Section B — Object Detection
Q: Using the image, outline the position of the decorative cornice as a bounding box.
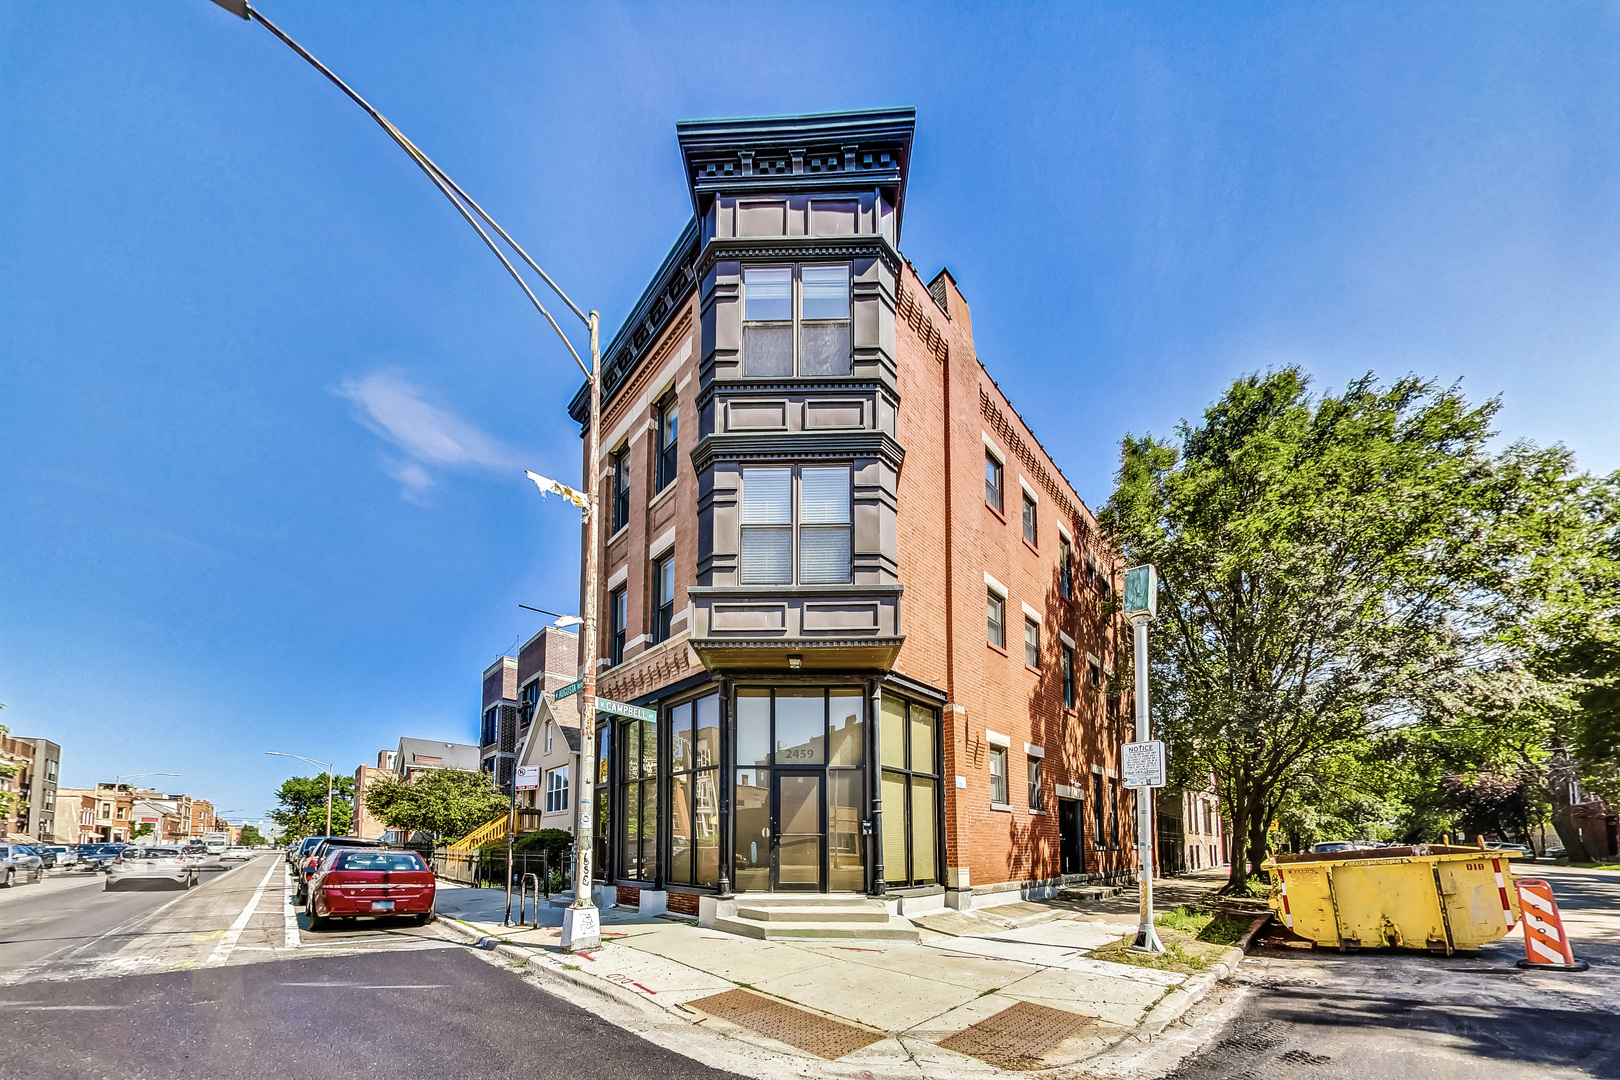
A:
[690,431,905,473]
[596,635,698,704]
[694,377,891,409]
[696,235,901,281]
[897,283,949,365]
[691,636,905,651]
[687,584,905,599]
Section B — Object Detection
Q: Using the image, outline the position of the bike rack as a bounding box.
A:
[517,873,541,928]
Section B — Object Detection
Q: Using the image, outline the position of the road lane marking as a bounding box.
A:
[206,858,281,967]
[283,863,301,949]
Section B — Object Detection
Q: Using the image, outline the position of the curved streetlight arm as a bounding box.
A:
[212,0,591,379]
[266,751,337,836]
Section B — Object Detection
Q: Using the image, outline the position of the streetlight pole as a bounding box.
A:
[265,752,335,836]
[213,0,603,950]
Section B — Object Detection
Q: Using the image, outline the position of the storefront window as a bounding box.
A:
[618,717,658,881]
[880,694,941,887]
[667,693,721,887]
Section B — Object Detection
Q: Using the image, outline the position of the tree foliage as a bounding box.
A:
[364,768,506,841]
[238,824,267,847]
[268,774,355,841]
[1101,369,1590,887]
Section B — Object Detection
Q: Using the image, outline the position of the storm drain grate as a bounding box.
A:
[937,1000,1097,1070]
[686,989,885,1060]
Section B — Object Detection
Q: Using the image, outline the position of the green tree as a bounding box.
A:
[131,822,154,840]
[238,824,267,847]
[1101,370,1575,889]
[268,774,355,840]
[364,768,507,841]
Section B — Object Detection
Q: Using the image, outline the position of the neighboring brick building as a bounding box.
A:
[0,735,60,841]
[353,753,396,840]
[565,109,1133,917]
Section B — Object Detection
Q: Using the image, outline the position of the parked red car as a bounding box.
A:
[306,848,435,930]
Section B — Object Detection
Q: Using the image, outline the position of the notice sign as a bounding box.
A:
[1121,740,1167,789]
[514,766,540,790]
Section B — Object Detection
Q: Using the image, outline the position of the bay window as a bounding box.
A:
[743,264,852,377]
[740,465,852,585]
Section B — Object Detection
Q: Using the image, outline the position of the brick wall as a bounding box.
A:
[894,262,1135,891]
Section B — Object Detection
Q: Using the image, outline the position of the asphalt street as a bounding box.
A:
[0,945,745,1080]
[1165,864,1620,1080]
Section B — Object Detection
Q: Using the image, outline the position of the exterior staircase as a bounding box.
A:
[708,894,920,942]
[446,813,510,854]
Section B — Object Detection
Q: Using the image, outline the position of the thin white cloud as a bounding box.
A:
[337,371,518,501]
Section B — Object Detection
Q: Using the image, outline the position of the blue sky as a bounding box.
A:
[2,2,1616,824]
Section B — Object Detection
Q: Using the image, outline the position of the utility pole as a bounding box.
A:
[1123,565,1165,954]
[214,0,604,951]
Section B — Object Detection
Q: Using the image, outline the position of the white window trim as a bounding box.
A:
[985,729,1011,748]
[1091,764,1104,774]
[984,572,1008,598]
[607,565,629,591]
[981,432,1005,464]
[1087,652,1101,667]
[1019,476,1039,503]
[1059,631,1076,649]
[1024,743,1045,759]
[1056,519,1073,543]
[1021,602,1042,623]
[648,527,676,562]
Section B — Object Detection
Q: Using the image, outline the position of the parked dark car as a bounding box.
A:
[289,836,330,868]
[76,844,131,870]
[1,845,45,887]
[306,848,435,930]
[27,845,57,870]
[296,837,385,904]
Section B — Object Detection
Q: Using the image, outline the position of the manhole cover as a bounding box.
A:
[686,988,885,1060]
[937,1000,1097,1070]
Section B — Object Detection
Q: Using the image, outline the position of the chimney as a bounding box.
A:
[927,267,972,336]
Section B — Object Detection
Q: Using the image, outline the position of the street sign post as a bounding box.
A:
[593,697,656,722]
[1124,563,1165,954]
[515,766,540,791]
[553,679,584,700]
[1121,740,1167,789]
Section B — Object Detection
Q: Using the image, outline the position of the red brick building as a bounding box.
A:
[567,109,1133,919]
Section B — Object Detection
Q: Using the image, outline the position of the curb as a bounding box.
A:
[436,917,669,1015]
[1238,913,1273,954]
[1136,944,1243,1037]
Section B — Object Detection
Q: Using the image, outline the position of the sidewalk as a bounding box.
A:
[434,871,1246,1078]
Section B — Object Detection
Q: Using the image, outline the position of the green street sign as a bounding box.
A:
[1123,564,1158,619]
[594,697,655,722]
[553,679,584,700]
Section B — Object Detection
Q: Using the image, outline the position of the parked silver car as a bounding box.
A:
[105,846,200,891]
[45,845,79,868]
[1,844,45,887]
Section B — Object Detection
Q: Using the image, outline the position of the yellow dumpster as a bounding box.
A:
[1266,844,1522,955]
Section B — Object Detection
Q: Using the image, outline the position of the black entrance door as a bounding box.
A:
[1059,798,1084,875]
[772,772,824,891]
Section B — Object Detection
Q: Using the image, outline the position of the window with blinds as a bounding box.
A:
[742,264,851,377]
[740,465,851,586]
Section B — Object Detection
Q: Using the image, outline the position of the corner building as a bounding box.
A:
[569,110,1134,921]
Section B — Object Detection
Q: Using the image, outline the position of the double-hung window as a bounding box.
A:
[609,587,627,666]
[1022,492,1038,546]
[612,448,630,532]
[985,451,1003,512]
[742,264,851,377]
[656,395,678,492]
[739,466,851,585]
[1024,617,1040,667]
[653,552,675,643]
[989,746,1009,806]
[1061,645,1076,708]
[987,590,1005,648]
[1059,537,1073,597]
[1027,758,1043,812]
[544,766,569,814]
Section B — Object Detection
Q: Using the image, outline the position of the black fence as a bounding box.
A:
[431,848,562,894]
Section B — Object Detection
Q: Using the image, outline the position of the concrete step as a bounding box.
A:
[730,893,876,908]
[713,915,920,942]
[735,903,891,923]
